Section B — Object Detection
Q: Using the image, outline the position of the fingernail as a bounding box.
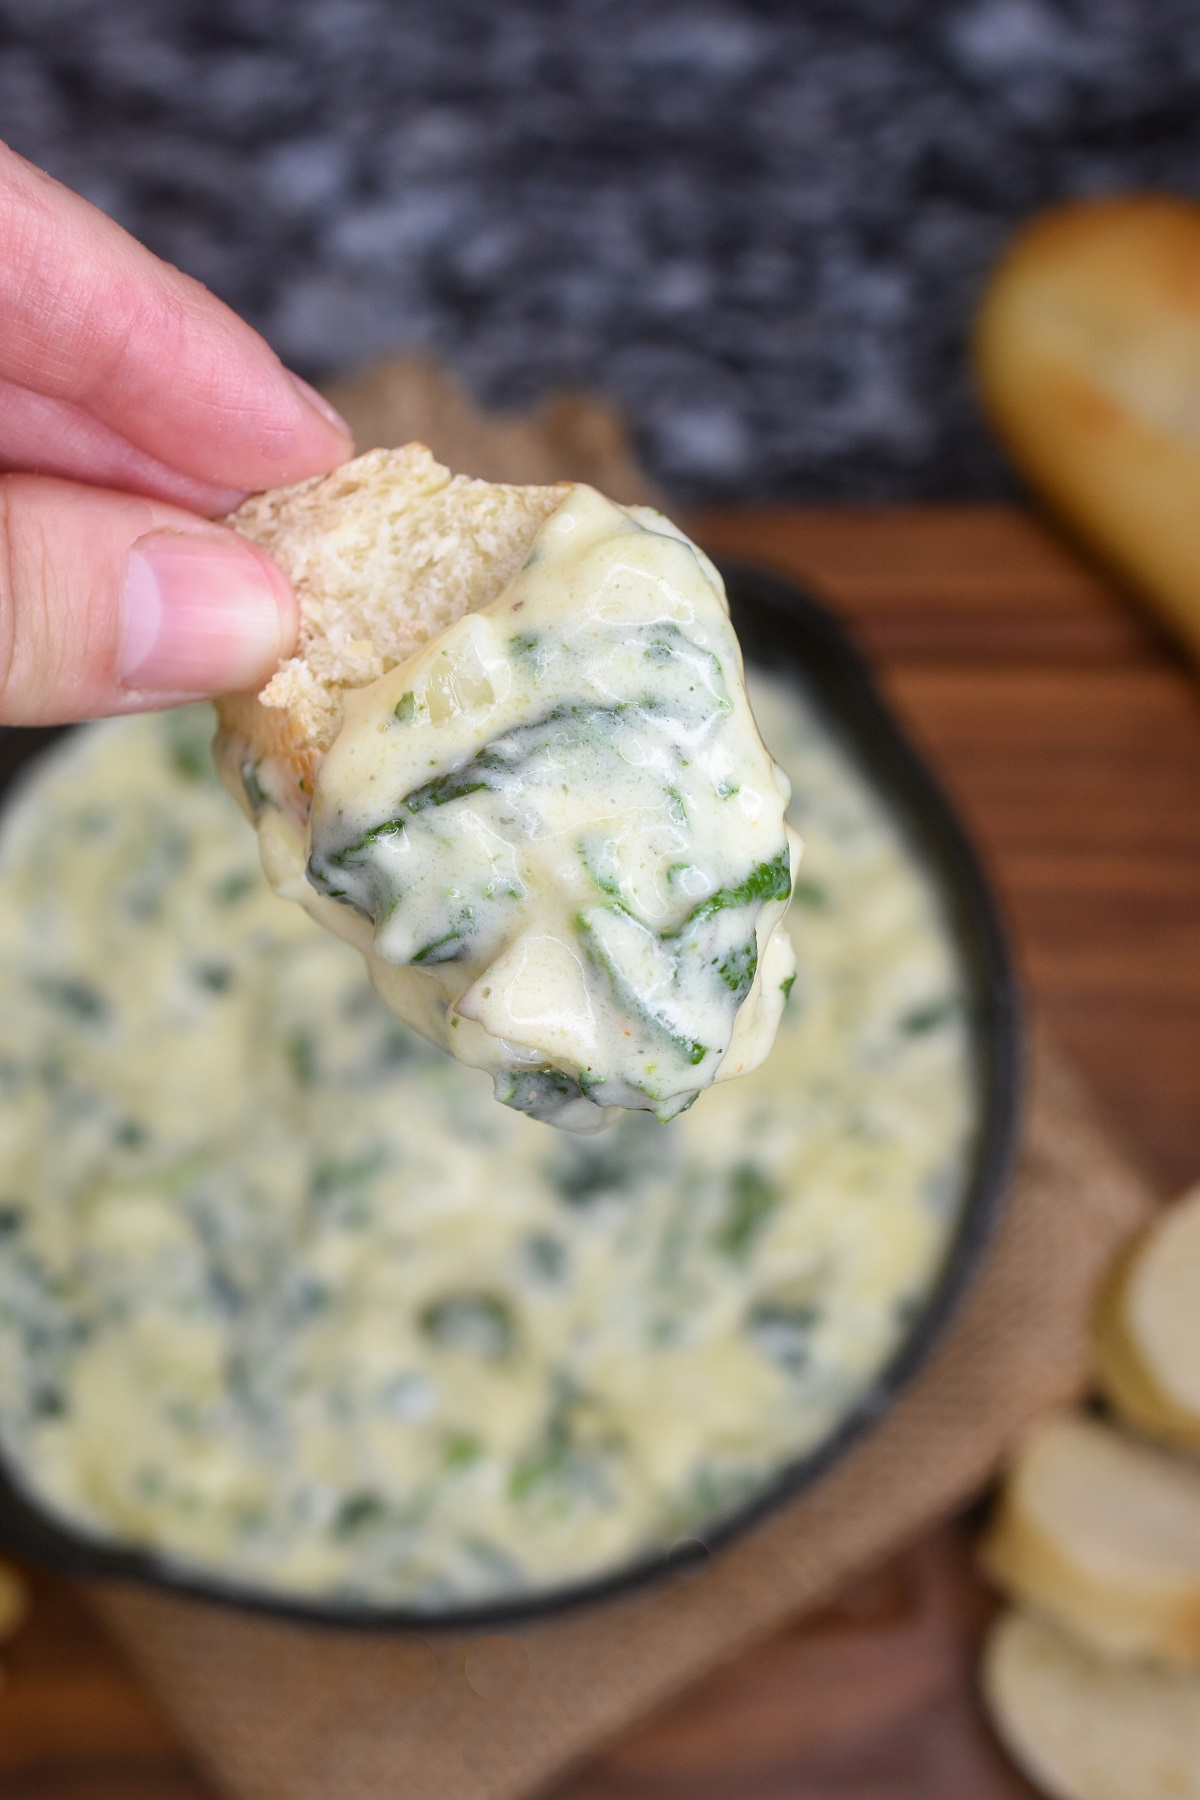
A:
[120,531,296,695]
[286,370,354,445]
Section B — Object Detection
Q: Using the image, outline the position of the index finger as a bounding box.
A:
[0,143,353,491]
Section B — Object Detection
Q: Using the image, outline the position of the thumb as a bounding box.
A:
[0,474,295,725]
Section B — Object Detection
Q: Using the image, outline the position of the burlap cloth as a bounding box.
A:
[86,365,1158,1800]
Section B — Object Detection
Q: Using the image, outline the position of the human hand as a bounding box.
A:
[0,141,354,725]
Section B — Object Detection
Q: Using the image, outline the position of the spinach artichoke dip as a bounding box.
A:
[246,486,799,1133]
[0,681,976,1610]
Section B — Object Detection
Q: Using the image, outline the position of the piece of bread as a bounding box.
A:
[983,1608,1200,1800]
[980,1411,1200,1666]
[215,444,567,821]
[974,194,1200,665]
[1093,1185,1200,1452]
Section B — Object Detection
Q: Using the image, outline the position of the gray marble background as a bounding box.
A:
[3,0,1199,501]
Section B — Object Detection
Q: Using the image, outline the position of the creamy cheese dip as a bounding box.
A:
[0,681,976,1611]
[257,488,797,1131]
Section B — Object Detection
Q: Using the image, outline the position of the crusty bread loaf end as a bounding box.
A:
[973,194,1200,668]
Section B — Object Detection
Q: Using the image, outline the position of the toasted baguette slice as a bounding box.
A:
[1093,1185,1200,1452]
[983,1608,1200,1800]
[980,1412,1200,1666]
[214,444,567,820]
[974,195,1200,667]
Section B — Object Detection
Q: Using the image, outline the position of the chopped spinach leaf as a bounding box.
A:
[34,975,108,1023]
[463,1537,523,1582]
[320,816,406,871]
[791,879,828,911]
[899,998,956,1035]
[213,870,257,906]
[285,1029,318,1087]
[193,961,233,994]
[376,1025,414,1070]
[578,834,624,900]
[310,1148,387,1202]
[664,785,688,824]
[168,738,209,783]
[638,621,730,715]
[522,1233,567,1280]
[508,1425,602,1511]
[746,1296,820,1373]
[671,1461,762,1533]
[284,1276,330,1321]
[714,1164,779,1262]
[164,708,217,785]
[508,1431,573,1506]
[715,937,758,1002]
[508,631,542,667]
[443,1432,483,1470]
[399,702,632,818]
[509,1381,618,1514]
[550,1126,645,1206]
[577,908,708,1068]
[240,758,273,815]
[411,921,472,965]
[683,849,791,928]
[420,1291,516,1360]
[334,1492,387,1537]
[495,1067,586,1119]
[207,1267,245,1317]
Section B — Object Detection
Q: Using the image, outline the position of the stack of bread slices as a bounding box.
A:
[980,1183,1200,1799]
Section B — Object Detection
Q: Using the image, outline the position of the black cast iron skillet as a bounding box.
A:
[0,562,1023,1630]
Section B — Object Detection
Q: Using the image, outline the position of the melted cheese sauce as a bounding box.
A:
[0,681,975,1610]
[262,488,797,1131]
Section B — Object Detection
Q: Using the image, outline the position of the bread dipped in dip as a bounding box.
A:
[215,447,799,1131]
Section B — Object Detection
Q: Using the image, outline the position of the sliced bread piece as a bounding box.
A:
[983,1608,1200,1800]
[1093,1185,1200,1452]
[215,443,567,819]
[980,1411,1200,1665]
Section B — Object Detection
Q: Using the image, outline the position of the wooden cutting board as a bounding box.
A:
[3,502,1199,1799]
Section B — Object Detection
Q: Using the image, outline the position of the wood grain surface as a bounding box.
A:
[2,503,1197,1800]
